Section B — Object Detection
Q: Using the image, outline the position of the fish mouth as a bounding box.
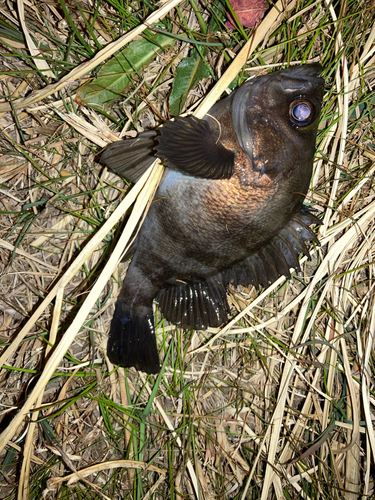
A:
[279,64,325,92]
[279,63,323,79]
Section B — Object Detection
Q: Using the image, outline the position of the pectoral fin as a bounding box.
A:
[101,116,235,182]
[100,130,158,183]
[156,116,235,179]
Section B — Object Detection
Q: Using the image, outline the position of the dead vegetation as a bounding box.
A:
[0,0,375,499]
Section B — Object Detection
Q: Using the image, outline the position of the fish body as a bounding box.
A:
[101,65,325,373]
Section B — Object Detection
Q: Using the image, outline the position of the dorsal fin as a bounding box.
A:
[224,208,321,288]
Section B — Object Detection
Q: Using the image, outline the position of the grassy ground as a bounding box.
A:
[0,0,374,498]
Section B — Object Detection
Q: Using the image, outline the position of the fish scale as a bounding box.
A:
[100,64,325,374]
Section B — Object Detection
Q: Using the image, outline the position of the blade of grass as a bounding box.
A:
[17,0,55,79]
[48,459,165,487]
[141,371,201,500]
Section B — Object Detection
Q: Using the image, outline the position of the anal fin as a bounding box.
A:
[156,275,230,330]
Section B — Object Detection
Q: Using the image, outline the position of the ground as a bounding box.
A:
[0,0,374,499]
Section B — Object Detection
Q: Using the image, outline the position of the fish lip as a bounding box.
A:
[278,65,325,92]
[280,75,325,93]
[243,66,324,93]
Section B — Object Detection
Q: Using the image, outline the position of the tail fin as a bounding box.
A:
[107,301,160,374]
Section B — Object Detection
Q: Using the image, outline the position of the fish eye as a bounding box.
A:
[289,99,318,129]
[292,102,312,121]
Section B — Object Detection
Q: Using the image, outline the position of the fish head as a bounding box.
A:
[232,64,325,194]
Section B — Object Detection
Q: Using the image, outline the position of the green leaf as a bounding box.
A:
[76,32,175,110]
[168,48,210,116]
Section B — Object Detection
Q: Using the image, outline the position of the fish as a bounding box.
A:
[100,64,325,374]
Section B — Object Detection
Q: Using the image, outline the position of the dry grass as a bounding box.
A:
[0,0,375,499]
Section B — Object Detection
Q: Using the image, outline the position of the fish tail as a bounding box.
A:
[107,298,160,374]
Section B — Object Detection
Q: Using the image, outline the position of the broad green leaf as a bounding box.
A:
[168,48,210,116]
[76,32,175,109]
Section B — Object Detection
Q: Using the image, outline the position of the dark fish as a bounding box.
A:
[100,64,325,374]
